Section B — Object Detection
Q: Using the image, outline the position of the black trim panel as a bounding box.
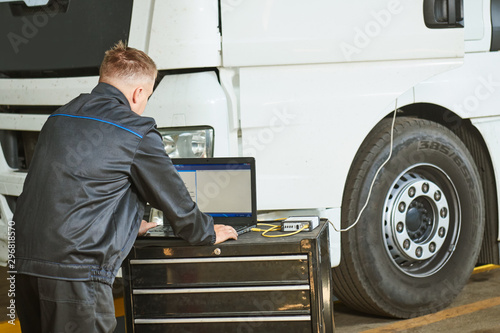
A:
[492,0,500,51]
[0,0,134,78]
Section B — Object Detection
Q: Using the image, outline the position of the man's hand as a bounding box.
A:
[214,224,238,244]
[138,219,158,236]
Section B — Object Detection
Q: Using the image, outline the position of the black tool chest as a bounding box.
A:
[122,221,335,333]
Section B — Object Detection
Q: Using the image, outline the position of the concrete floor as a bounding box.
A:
[334,265,500,333]
[1,264,499,332]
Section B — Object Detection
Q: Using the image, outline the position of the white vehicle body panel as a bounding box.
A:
[147,0,221,69]
[0,114,48,131]
[0,76,97,106]
[221,0,463,66]
[129,0,221,69]
[415,53,500,119]
[145,72,231,157]
[464,0,491,52]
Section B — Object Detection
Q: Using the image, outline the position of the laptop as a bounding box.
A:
[145,157,257,238]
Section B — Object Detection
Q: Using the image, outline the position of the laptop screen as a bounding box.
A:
[171,157,257,226]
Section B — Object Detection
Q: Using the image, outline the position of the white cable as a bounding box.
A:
[333,101,398,232]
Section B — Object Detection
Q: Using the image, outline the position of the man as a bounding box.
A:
[14,41,237,332]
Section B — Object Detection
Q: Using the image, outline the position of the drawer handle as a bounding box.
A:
[130,255,308,265]
[133,285,311,294]
[135,315,312,324]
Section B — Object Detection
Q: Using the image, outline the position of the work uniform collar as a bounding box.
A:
[91,82,132,110]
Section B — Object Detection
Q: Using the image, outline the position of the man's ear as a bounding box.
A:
[132,86,143,105]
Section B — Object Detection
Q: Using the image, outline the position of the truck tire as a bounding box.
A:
[332,117,485,318]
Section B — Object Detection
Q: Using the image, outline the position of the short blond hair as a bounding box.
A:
[99,41,157,83]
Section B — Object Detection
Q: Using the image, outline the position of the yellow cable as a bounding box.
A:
[257,223,282,228]
[251,228,272,232]
[261,225,281,236]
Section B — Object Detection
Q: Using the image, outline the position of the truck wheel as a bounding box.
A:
[332,117,485,318]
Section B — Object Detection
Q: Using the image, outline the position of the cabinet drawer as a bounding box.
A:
[130,255,309,288]
[133,316,312,333]
[133,285,311,317]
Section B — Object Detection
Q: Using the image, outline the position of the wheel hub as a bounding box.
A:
[406,198,434,242]
[384,173,450,263]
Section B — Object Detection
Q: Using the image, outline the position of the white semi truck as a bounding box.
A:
[0,0,499,319]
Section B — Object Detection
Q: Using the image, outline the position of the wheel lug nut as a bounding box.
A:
[416,247,423,258]
[398,202,406,212]
[438,227,446,238]
[440,207,448,218]
[408,187,416,198]
[422,183,429,193]
[396,222,404,233]
[403,239,410,250]
[434,191,441,201]
[429,242,436,253]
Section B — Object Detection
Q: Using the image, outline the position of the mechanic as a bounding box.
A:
[13,41,238,332]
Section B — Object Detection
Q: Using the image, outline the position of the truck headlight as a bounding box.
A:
[158,127,214,158]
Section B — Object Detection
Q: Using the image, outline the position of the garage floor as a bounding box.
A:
[334,265,500,333]
[1,264,499,332]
